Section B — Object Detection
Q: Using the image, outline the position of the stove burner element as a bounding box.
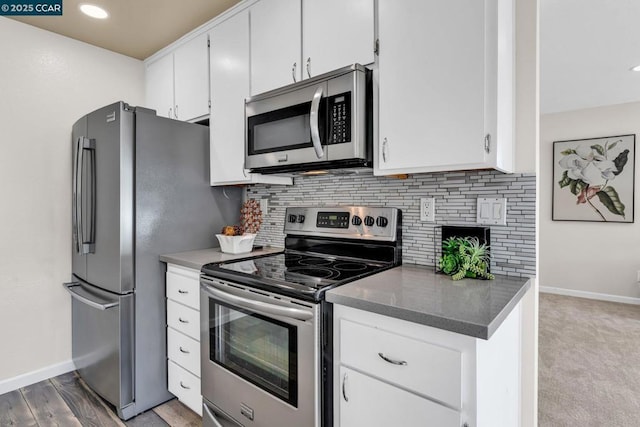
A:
[333,262,368,272]
[287,266,337,279]
[299,258,332,266]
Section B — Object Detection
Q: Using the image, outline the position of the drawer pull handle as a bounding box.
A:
[178,289,188,294]
[179,346,190,354]
[378,352,408,366]
[342,373,349,402]
[178,317,189,324]
[180,381,190,390]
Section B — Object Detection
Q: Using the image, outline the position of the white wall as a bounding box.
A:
[0,18,144,383]
[540,102,640,300]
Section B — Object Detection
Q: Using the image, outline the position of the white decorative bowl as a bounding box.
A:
[216,233,257,254]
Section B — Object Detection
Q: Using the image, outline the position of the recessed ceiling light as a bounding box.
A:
[80,4,108,19]
[631,64,640,72]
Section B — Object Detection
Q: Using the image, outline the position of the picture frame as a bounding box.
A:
[552,134,635,223]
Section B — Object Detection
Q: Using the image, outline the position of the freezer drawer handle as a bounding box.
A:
[62,282,119,311]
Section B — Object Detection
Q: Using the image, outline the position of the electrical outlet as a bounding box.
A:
[259,199,268,215]
[420,197,435,222]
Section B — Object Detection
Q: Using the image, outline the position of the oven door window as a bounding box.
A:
[210,299,298,407]
[247,101,325,155]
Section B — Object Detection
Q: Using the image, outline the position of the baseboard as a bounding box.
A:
[0,360,75,395]
[540,286,640,305]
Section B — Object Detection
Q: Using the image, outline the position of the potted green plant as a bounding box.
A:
[439,236,494,280]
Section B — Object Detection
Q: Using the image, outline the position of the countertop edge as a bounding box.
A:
[326,273,533,340]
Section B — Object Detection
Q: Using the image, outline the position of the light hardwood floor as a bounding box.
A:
[0,371,201,427]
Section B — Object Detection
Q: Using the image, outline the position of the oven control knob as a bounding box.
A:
[376,216,388,227]
[364,215,375,227]
[288,214,297,223]
[297,214,305,223]
[352,215,362,226]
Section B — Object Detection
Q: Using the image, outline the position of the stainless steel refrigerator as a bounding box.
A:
[63,102,242,420]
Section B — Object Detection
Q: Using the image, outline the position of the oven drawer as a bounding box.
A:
[168,360,202,416]
[340,319,462,409]
[167,327,201,377]
[166,265,200,310]
[167,299,200,341]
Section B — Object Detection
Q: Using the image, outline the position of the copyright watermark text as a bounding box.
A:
[0,0,62,15]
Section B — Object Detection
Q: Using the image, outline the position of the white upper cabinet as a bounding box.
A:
[145,33,210,122]
[174,33,210,121]
[302,0,375,78]
[250,0,302,95]
[145,53,174,119]
[249,0,375,96]
[209,10,292,186]
[375,0,514,175]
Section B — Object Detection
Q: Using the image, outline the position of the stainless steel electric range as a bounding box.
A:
[200,206,402,427]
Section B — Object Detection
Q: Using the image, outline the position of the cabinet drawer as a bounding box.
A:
[340,319,462,409]
[168,360,202,416]
[339,366,461,427]
[167,299,200,341]
[167,327,201,377]
[166,266,200,310]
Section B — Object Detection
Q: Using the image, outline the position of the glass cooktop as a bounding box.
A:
[202,251,393,301]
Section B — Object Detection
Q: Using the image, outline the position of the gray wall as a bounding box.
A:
[247,170,536,278]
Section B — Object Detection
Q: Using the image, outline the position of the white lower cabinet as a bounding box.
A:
[339,366,461,427]
[166,264,202,416]
[333,303,521,427]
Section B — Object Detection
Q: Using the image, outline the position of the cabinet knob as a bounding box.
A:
[292,62,297,83]
[306,57,311,78]
[175,105,179,119]
[484,133,491,154]
[168,107,172,118]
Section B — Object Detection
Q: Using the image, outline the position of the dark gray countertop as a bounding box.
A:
[160,246,283,270]
[326,264,532,340]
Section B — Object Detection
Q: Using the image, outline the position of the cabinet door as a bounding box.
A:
[174,33,210,121]
[302,0,374,78]
[250,0,301,95]
[338,367,461,427]
[145,53,174,119]
[377,0,487,174]
[209,11,251,185]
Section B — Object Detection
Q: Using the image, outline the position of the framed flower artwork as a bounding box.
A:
[553,134,635,223]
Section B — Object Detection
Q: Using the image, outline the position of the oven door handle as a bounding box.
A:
[202,282,313,321]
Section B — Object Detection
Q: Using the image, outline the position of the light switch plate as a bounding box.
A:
[477,197,507,225]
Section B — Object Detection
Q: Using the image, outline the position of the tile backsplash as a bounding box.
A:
[247,170,535,278]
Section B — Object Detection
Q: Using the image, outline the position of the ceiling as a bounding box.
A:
[9,0,241,60]
[541,0,640,113]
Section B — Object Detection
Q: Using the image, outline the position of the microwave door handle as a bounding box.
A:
[310,86,325,158]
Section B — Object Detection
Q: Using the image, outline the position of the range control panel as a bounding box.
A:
[284,206,400,242]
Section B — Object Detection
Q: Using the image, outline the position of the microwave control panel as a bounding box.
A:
[328,92,351,145]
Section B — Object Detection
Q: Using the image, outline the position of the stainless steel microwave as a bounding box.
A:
[245,64,372,174]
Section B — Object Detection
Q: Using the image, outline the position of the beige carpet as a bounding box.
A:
[539,293,640,426]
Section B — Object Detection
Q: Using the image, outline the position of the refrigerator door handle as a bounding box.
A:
[77,137,96,254]
[63,282,119,310]
[73,137,82,254]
